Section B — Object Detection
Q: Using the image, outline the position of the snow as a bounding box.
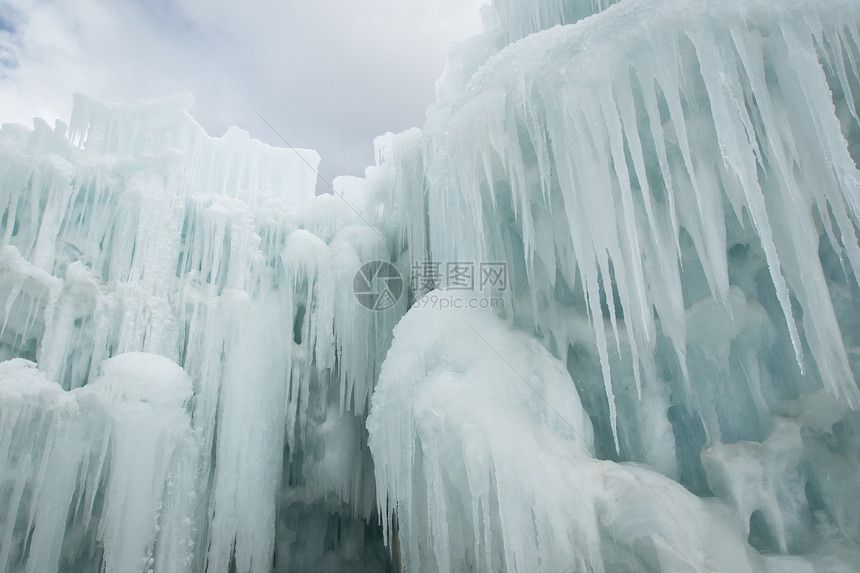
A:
[1,0,860,571]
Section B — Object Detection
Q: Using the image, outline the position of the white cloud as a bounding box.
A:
[0,0,487,186]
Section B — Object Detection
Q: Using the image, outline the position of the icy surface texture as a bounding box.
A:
[367,0,860,570]
[0,95,400,572]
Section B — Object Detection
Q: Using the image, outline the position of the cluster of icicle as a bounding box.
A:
[2,0,860,571]
[426,0,860,443]
[0,94,401,572]
[366,0,860,571]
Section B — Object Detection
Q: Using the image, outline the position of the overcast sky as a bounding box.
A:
[0,0,487,190]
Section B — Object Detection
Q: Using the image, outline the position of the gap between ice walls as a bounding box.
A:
[2,0,860,572]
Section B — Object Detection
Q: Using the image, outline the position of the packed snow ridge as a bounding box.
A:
[2,0,860,571]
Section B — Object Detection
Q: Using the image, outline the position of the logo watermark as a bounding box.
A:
[353,261,404,311]
[353,260,507,311]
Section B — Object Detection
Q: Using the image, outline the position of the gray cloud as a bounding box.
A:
[0,0,486,191]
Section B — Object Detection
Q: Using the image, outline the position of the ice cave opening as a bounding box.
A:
[2,0,860,571]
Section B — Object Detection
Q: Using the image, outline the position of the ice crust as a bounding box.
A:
[1,0,860,571]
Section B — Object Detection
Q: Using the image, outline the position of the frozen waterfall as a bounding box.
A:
[2,0,860,571]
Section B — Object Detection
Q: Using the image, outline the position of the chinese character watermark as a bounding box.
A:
[479,262,507,291]
[411,261,442,292]
[446,262,475,290]
[411,260,507,295]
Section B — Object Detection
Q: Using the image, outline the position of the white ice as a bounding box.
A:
[2,0,860,571]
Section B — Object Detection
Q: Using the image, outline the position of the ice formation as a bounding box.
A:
[368,302,764,572]
[367,0,860,570]
[0,94,401,571]
[1,0,860,571]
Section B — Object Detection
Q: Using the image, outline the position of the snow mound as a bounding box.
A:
[368,301,764,573]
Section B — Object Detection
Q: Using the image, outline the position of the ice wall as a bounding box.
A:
[0,95,401,572]
[2,0,860,570]
[367,0,860,570]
